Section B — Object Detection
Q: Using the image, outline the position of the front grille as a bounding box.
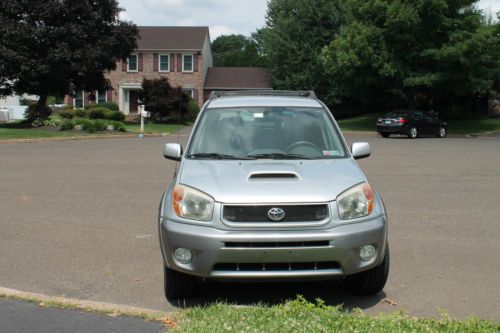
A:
[224,241,330,248]
[213,261,340,272]
[223,204,328,223]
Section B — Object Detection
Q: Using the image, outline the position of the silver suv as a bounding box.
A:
[159,91,389,299]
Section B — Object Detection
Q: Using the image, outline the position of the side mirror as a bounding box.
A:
[163,143,183,161]
[351,142,370,160]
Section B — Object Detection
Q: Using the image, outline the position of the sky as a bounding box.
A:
[118,0,500,40]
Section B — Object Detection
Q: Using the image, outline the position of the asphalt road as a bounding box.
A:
[0,129,499,321]
[0,298,163,333]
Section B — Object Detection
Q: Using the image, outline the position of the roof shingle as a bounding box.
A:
[204,67,272,89]
[137,26,209,50]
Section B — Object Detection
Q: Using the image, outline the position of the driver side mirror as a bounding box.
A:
[163,143,183,161]
[351,142,370,160]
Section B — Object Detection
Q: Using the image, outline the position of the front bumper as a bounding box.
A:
[159,215,388,280]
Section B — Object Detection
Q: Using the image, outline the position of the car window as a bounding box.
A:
[188,107,347,159]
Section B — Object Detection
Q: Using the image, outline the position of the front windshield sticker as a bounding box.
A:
[323,150,340,157]
[254,113,264,118]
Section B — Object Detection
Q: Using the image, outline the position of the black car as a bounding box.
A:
[377,111,447,138]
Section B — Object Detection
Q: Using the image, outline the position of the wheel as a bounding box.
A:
[408,127,418,139]
[345,245,390,295]
[437,127,446,138]
[380,133,390,138]
[164,266,197,299]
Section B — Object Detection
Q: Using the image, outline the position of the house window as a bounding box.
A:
[182,54,193,72]
[74,90,84,108]
[159,54,170,72]
[182,88,194,98]
[97,90,107,104]
[128,54,138,72]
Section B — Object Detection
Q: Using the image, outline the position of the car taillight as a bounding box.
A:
[377,118,382,123]
[397,118,408,123]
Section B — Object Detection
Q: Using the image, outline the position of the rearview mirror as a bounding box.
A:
[163,143,183,161]
[351,142,370,160]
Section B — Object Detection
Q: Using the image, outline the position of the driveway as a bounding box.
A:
[0,130,499,321]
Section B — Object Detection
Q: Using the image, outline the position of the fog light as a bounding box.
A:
[360,245,376,262]
[174,248,192,264]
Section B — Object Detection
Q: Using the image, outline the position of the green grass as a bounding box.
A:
[337,114,500,134]
[173,297,498,333]
[0,121,184,140]
[124,122,184,134]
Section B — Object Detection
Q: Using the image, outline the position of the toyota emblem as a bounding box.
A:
[267,207,285,222]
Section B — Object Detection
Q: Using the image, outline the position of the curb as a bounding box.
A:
[0,287,174,323]
[0,132,189,144]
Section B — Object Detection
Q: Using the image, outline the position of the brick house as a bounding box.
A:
[67,26,272,114]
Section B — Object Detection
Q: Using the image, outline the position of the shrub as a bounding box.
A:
[104,110,125,121]
[184,99,200,122]
[88,107,111,119]
[111,121,126,132]
[43,114,64,127]
[57,109,75,119]
[60,119,74,131]
[85,101,119,111]
[93,119,107,131]
[74,109,88,118]
[80,119,97,133]
[25,104,52,127]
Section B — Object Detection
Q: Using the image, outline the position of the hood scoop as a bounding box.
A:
[248,172,299,180]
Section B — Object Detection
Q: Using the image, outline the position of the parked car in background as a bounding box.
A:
[377,110,447,138]
[159,90,389,299]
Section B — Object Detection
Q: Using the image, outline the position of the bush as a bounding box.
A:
[85,101,119,111]
[88,107,111,119]
[74,109,88,118]
[93,119,107,131]
[43,114,64,127]
[57,109,75,119]
[80,119,97,133]
[25,104,52,127]
[60,119,74,131]
[184,99,200,122]
[104,110,125,121]
[112,121,126,132]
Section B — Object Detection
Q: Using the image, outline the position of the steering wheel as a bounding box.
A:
[286,141,322,154]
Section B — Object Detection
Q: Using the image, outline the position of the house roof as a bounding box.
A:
[137,26,209,50]
[204,67,273,89]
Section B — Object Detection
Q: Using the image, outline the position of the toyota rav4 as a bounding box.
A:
[159,91,389,299]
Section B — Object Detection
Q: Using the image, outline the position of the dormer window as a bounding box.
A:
[182,54,193,72]
[127,54,138,72]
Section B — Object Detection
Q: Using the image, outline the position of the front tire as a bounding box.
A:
[345,245,390,295]
[164,266,197,299]
[408,127,418,139]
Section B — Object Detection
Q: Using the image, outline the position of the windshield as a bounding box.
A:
[187,107,347,159]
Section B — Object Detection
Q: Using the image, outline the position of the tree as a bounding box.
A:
[321,0,500,114]
[139,78,189,122]
[0,0,138,120]
[212,34,266,67]
[261,0,348,106]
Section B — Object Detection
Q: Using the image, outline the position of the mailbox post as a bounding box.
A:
[139,105,150,134]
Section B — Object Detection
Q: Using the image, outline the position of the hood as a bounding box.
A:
[178,159,366,204]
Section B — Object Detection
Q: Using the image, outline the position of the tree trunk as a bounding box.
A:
[37,95,49,120]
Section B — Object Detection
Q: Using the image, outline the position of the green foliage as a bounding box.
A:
[88,107,110,119]
[56,109,75,119]
[261,0,348,105]
[74,109,88,118]
[139,78,189,120]
[111,121,126,132]
[320,0,500,115]
[85,102,119,111]
[184,99,200,122]
[0,0,137,120]
[42,114,64,127]
[60,119,75,131]
[105,110,125,121]
[25,104,51,127]
[174,296,499,333]
[212,34,266,67]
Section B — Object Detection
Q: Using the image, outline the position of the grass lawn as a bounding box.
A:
[172,297,498,333]
[124,122,183,134]
[0,121,184,140]
[337,113,500,134]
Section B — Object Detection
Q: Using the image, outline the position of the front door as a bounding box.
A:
[129,91,139,113]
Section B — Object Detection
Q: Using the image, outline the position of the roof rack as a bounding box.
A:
[209,90,317,99]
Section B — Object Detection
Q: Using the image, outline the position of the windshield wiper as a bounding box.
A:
[246,153,313,160]
[187,153,255,160]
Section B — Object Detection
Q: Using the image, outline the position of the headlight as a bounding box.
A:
[337,183,374,220]
[172,184,214,221]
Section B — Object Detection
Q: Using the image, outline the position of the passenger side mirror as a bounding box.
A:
[351,142,370,160]
[163,143,183,161]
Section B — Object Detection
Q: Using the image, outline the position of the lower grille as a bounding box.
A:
[224,241,330,248]
[223,204,329,223]
[213,261,340,272]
